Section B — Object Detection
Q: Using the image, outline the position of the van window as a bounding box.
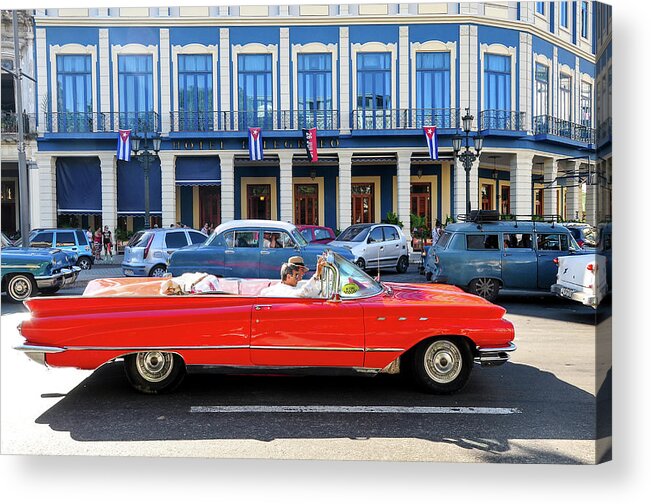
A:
[56,231,76,247]
[31,232,53,248]
[467,234,500,250]
[537,233,570,251]
[75,230,88,246]
[503,233,533,249]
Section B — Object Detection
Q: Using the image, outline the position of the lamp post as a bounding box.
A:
[452,108,483,215]
[131,131,162,229]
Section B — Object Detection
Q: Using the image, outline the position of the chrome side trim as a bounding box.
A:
[419,317,429,321]
[41,345,250,352]
[251,345,364,352]
[365,347,405,352]
[398,317,407,321]
[14,344,65,354]
[377,317,386,321]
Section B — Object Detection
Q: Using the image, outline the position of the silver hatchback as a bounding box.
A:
[121,228,208,277]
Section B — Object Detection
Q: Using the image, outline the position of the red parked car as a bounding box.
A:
[296,225,336,244]
[15,253,515,395]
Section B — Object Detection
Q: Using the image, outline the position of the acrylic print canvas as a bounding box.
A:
[1,0,612,469]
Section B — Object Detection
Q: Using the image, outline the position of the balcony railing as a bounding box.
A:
[46,112,107,133]
[1,111,37,136]
[533,115,595,144]
[480,110,527,131]
[112,112,160,133]
[351,108,460,130]
[169,110,340,132]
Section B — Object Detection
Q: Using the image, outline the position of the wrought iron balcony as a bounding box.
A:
[170,110,340,132]
[112,112,160,133]
[480,110,527,131]
[1,111,37,137]
[45,112,107,133]
[533,115,595,144]
[280,110,339,130]
[351,108,460,130]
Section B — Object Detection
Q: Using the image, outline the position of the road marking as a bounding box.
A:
[190,405,521,415]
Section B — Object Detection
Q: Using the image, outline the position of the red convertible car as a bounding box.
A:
[15,253,515,394]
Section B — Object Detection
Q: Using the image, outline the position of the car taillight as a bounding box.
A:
[143,234,154,259]
[553,257,559,265]
[587,263,597,272]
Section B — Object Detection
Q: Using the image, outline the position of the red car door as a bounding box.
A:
[250,298,364,367]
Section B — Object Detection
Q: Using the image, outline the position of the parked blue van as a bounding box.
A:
[424,217,586,301]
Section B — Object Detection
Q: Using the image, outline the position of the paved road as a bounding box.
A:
[0,262,610,464]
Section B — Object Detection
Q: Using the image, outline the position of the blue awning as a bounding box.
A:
[117,159,162,217]
[175,156,221,186]
[56,157,102,215]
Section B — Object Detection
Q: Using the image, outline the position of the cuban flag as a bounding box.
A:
[117,129,132,162]
[302,128,318,163]
[423,126,439,160]
[248,127,264,161]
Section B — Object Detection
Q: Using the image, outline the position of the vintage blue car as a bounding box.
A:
[168,220,355,278]
[424,219,587,301]
[1,232,81,302]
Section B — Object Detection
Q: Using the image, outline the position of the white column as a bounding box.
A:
[519,32,533,132]
[399,26,409,113]
[543,158,559,217]
[278,151,293,223]
[338,151,352,230]
[397,151,412,244]
[98,152,117,233]
[158,151,176,227]
[565,160,580,220]
[35,152,57,227]
[99,29,110,119]
[36,28,47,134]
[220,153,235,223]
[459,25,479,120]
[28,161,41,229]
[469,157,480,211]
[510,151,534,217]
[160,29,171,133]
[552,47,559,118]
[339,27,350,133]
[220,29,231,128]
[280,28,290,128]
[453,157,466,218]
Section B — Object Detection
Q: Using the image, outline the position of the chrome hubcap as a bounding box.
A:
[152,268,165,277]
[135,352,173,382]
[10,277,31,298]
[424,341,462,383]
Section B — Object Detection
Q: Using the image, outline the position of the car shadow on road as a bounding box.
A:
[32,360,609,463]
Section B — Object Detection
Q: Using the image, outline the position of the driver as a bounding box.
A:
[260,255,326,298]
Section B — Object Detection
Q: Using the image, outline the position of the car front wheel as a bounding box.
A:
[124,352,186,394]
[396,255,409,273]
[469,277,500,302]
[5,274,36,303]
[409,338,473,394]
[355,258,366,270]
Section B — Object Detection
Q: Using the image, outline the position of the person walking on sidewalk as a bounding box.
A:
[93,228,103,261]
[102,225,113,260]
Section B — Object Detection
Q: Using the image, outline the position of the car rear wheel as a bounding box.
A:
[409,338,473,394]
[124,352,186,394]
[355,258,366,270]
[396,255,409,273]
[5,274,36,303]
[77,257,92,270]
[149,265,167,277]
[469,277,500,302]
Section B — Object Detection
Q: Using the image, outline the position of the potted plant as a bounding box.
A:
[410,213,429,251]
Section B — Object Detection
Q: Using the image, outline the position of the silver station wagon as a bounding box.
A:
[424,216,586,301]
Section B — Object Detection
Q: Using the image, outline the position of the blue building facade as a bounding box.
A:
[28,2,611,242]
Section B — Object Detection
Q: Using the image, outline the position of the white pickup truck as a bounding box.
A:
[551,254,608,309]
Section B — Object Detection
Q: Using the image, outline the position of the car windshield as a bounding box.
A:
[292,229,309,246]
[332,253,383,298]
[337,226,370,242]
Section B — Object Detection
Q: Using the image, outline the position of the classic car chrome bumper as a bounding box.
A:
[34,266,81,289]
[14,344,65,366]
[551,283,601,309]
[475,342,516,367]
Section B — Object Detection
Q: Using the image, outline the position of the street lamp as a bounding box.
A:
[452,108,483,215]
[131,131,162,229]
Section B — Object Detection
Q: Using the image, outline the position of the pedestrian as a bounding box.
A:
[85,227,93,245]
[102,225,113,259]
[93,228,102,261]
[201,222,209,235]
[432,219,443,246]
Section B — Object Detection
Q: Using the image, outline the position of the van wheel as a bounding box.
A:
[124,352,186,394]
[396,255,409,273]
[149,265,167,277]
[469,278,499,302]
[77,257,92,270]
